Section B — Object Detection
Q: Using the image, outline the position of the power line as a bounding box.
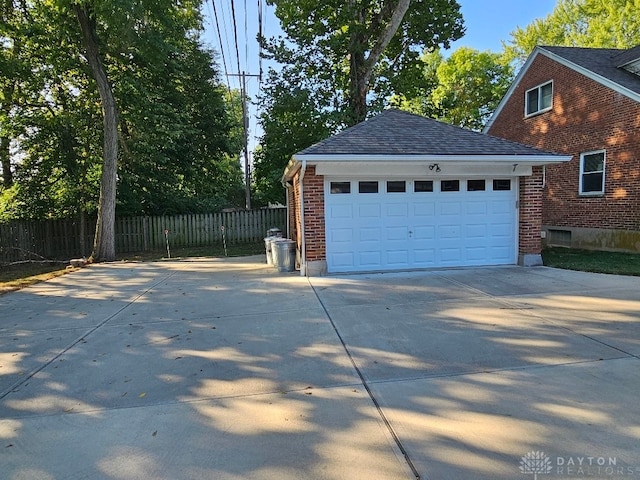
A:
[229,0,242,75]
[205,0,271,207]
[210,2,230,85]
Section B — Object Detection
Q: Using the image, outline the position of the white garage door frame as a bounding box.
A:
[324,177,519,273]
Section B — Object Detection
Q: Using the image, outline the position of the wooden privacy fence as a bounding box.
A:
[0,207,287,263]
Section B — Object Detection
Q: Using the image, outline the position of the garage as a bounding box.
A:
[324,177,516,272]
[283,109,571,276]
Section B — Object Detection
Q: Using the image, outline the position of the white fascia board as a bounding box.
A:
[294,153,571,165]
[282,157,301,182]
[317,162,534,177]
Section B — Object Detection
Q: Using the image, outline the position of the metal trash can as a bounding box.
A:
[264,237,275,265]
[267,227,283,238]
[273,239,296,272]
[264,229,284,265]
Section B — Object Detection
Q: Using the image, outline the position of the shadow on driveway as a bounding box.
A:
[1,259,639,479]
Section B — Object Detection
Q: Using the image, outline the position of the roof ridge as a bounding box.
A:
[296,108,563,157]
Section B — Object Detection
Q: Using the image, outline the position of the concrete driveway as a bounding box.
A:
[1,257,639,480]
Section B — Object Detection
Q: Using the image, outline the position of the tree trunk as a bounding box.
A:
[348,50,369,125]
[74,4,118,262]
[0,135,12,187]
[347,0,412,125]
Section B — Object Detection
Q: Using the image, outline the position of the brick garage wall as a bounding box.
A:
[302,166,326,261]
[488,53,640,231]
[519,167,544,255]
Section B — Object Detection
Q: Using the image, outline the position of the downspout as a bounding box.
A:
[298,159,307,276]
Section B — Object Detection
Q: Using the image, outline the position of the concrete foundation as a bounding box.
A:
[543,225,640,252]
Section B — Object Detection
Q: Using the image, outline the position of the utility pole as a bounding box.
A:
[230,71,260,210]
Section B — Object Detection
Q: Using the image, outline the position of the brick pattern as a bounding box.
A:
[488,53,640,231]
[519,167,544,255]
[301,166,326,261]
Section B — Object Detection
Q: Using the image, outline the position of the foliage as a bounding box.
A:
[0,0,244,222]
[394,47,514,131]
[254,0,465,202]
[252,67,336,206]
[263,0,465,124]
[504,0,640,64]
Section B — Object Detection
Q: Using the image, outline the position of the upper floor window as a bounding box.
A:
[525,81,553,116]
[580,150,606,195]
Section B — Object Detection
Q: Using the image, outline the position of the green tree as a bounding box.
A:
[505,0,640,63]
[394,47,514,131]
[264,0,465,124]
[254,0,465,203]
[0,1,244,256]
[252,67,335,206]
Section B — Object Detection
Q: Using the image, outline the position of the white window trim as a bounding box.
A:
[579,149,606,196]
[525,80,553,117]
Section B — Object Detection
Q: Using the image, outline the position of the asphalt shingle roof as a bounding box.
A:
[296,109,558,157]
[541,45,640,97]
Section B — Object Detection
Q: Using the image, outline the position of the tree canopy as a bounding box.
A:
[253,0,465,204]
[393,47,514,131]
[263,0,465,125]
[504,0,640,63]
[0,0,244,228]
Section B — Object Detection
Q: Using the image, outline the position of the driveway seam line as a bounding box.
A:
[307,278,421,480]
[0,381,369,420]
[362,355,634,385]
[0,270,178,400]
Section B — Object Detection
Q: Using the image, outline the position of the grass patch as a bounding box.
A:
[0,241,266,294]
[542,248,640,276]
[0,262,77,294]
[116,242,265,262]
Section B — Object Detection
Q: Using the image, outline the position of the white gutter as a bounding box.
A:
[298,160,307,276]
[293,153,570,164]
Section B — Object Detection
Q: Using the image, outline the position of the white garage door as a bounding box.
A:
[324,178,517,273]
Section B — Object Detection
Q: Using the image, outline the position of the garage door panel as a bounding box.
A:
[413,249,436,266]
[489,246,512,262]
[440,202,462,215]
[439,225,462,239]
[329,204,353,219]
[490,223,514,238]
[386,226,408,241]
[330,252,354,268]
[330,228,353,243]
[359,227,381,242]
[387,250,409,265]
[325,178,516,273]
[414,225,436,240]
[466,224,488,238]
[359,251,382,266]
[465,246,488,261]
[386,203,409,217]
[359,204,381,217]
[466,202,488,215]
[440,248,462,263]
[490,200,512,214]
[413,203,436,216]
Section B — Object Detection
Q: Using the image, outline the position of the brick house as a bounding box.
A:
[282,109,569,275]
[485,45,640,252]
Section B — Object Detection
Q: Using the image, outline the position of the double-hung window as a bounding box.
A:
[579,150,605,195]
[525,81,553,116]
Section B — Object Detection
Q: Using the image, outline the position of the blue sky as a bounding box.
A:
[449,0,557,51]
[201,0,559,151]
